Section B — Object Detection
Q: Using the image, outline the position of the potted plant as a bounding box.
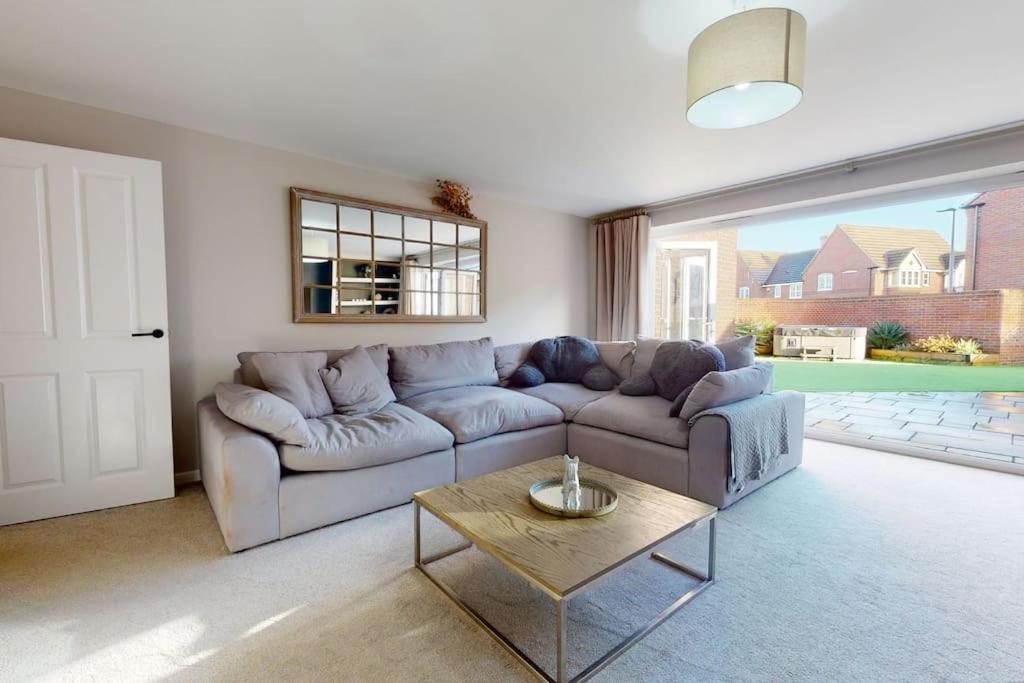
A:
[736,319,776,355]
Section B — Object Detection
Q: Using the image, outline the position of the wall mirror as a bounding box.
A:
[291,187,487,322]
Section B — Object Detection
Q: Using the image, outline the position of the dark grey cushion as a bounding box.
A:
[214,382,312,446]
[509,336,619,391]
[319,346,396,415]
[677,363,774,422]
[389,338,499,400]
[717,335,756,370]
[620,341,726,409]
[250,351,333,418]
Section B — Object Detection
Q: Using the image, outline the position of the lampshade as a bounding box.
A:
[686,7,806,129]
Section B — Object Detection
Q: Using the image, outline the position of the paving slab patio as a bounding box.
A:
[804,391,1024,466]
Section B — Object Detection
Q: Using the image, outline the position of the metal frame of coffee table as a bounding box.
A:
[413,501,716,683]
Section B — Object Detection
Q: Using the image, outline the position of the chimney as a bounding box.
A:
[819,234,829,247]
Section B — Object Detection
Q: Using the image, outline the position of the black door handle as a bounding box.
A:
[132,329,165,338]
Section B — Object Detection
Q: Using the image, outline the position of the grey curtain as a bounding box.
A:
[595,213,650,341]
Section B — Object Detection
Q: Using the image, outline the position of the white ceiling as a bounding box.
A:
[2,0,1023,216]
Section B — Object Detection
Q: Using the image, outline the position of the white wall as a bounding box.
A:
[0,86,590,475]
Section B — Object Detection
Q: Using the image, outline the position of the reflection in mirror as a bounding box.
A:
[432,269,458,294]
[403,241,431,266]
[459,294,480,317]
[458,270,481,296]
[432,244,457,269]
[340,234,373,261]
[375,212,402,238]
[405,217,430,242]
[302,200,336,230]
[403,291,432,315]
[374,237,403,263]
[438,293,457,316]
[302,259,337,286]
[433,221,457,244]
[302,229,337,259]
[340,206,371,234]
[303,286,337,315]
[457,247,481,271]
[458,225,480,246]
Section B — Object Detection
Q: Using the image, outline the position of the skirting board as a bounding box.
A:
[806,430,1024,477]
[174,469,201,485]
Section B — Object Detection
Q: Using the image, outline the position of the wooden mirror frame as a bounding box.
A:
[290,187,487,323]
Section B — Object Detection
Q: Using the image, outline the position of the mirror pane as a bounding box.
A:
[432,244,457,269]
[303,286,337,315]
[405,217,430,242]
[457,247,481,272]
[340,206,371,234]
[437,293,457,316]
[302,229,337,259]
[374,260,402,289]
[403,291,433,316]
[433,221,456,245]
[302,259,337,287]
[458,270,481,296]
[301,200,336,230]
[340,233,373,261]
[375,211,402,238]
[374,237,403,263]
[458,225,480,246]
[459,294,481,317]
[403,241,431,266]
[431,269,458,294]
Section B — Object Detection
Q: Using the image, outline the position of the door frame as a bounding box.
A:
[647,237,718,340]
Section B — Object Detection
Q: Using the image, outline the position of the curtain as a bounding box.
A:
[595,213,650,341]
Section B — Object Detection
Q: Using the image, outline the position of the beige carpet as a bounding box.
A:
[2,440,1023,682]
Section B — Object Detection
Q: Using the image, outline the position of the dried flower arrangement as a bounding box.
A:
[431,179,477,219]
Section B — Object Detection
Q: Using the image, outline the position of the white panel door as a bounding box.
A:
[0,136,173,525]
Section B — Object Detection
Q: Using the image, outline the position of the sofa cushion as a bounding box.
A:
[237,344,389,389]
[319,346,396,415]
[389,338,499,400]
[278,403,453,472]
[250,351,333,418]
[677,363,774,422]
[573,392,690,449]
[515,382,612,420]
[632,336,665,377]
[620,340,726,407]
[494,341,534,385]
[402,385,564,444]
[509,336,619,391]
[594,340,636,381]
[214,382,312,446]
[716,335,756,370]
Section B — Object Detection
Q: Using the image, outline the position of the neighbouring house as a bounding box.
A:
[963,186,1024,290]
[800,224,954,298]
[736,250,783,299]
[761,249,818,299]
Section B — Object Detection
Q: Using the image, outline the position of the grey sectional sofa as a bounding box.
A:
[199,337,804,552]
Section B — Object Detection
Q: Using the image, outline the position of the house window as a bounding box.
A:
[899,270,922,287]
[773,285,782,298]
[738,286,750,299]
[817,273,833,291]
[922,272,930,286]
[789,283,802,299]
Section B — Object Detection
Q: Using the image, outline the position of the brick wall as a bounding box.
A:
[802,229,875,298]
[736,256,769,298]
[737,290,1019,358]
[965,186,1024,290]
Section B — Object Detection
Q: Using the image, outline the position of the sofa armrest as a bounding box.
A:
[198,397,281,552]
[686,390,805,508]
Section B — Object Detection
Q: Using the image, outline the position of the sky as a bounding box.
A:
[738,193,977,253]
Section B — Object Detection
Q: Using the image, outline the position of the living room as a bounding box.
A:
[1,2,1023,681]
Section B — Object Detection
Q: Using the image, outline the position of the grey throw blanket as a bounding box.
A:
[688,394,789,494]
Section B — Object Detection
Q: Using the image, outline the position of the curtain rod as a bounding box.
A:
[589,119,1024,221]
[590,207,648,224]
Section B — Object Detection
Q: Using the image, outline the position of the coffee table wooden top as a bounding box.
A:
[414,456,717,598]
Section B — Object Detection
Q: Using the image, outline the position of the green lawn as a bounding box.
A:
[770,357,1024,392]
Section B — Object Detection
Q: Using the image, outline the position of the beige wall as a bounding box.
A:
[0,86,590,476]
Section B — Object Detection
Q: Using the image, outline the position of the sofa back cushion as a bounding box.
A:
[677,363,774,422]
[716,335,756,370]
[214,382,312,446]
[494,341,534,385]
[389,337,499,400]
[250,351,333,418]
[632,336,665,377]
[319,346,397,415]
[594,340,636,380]
[237,344,389,389]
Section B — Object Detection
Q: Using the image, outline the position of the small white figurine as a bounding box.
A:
[562,454,581,511]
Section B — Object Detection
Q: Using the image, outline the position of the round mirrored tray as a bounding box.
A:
[528,477,618,518]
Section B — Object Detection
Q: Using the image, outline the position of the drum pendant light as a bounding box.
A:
[686,7,807,129]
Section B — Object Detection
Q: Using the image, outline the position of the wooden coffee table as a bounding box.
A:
[413,456,717,683]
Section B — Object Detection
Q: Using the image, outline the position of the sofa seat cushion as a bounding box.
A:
[278,403,453,472]
[573,392,690,449]
[402,385,564,444]
[515,383,611,420]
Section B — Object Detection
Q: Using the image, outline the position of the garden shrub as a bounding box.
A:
[867,321,909,349]
[735,319,776,352]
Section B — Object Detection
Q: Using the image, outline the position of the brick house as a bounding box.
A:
[761,249,817,299]
[801,225,955,298]
[963,186,1024,291]
[736,251,782,299]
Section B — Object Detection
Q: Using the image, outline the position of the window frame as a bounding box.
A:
[817,272,833,291]
[739,286,750,299]
[773,284,782,299]
[789,282,803,299]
